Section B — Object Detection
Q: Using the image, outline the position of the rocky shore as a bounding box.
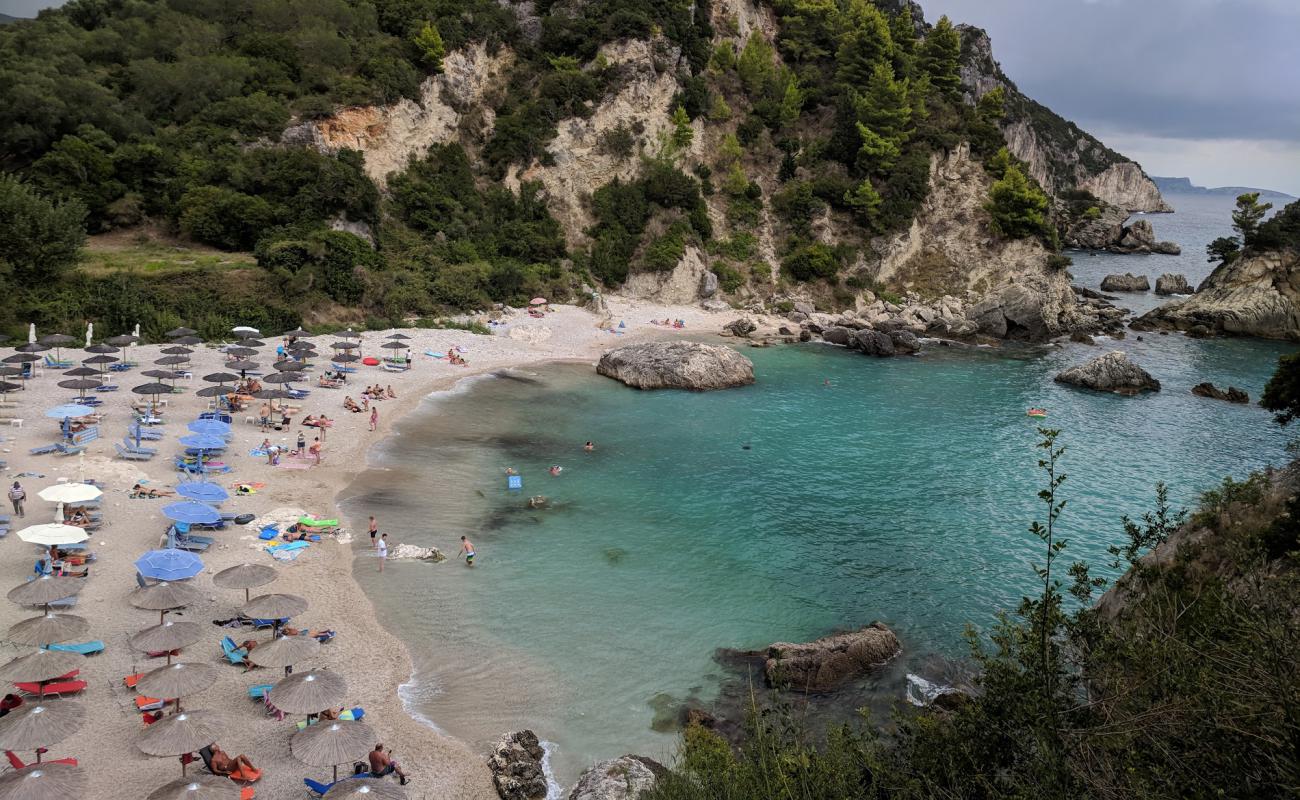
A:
[1134,250,1300,339]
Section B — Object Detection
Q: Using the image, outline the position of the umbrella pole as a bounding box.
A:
[35,749,42,764]
[334,765,339,782]
[245,588,250,603]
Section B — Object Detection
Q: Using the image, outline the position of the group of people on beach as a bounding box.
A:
[368,514,474,573]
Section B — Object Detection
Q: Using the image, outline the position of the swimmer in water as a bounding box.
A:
[505,467,518,476]
[583,441,594,451]
[459,535,476,567]
[528,495,548,508]
[549,465,562,476]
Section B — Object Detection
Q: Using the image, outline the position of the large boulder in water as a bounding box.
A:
[1192,382,1249,403]
[1154,273,1193,295]
[568,755,667,800]
[489,730,548,800]
[1055,351,1160,395]
[597,342,754,390]
[1100,273,1150,292]
[853,329,895,357]
[762,623,901,692]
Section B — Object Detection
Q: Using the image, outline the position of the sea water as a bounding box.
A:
[342,331,1293,786]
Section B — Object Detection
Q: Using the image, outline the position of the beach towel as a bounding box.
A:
[265,540,311,552]
[426,351,445,358]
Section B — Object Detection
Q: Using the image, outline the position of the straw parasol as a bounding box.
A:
[154,356,190,367]
[194,386,230,398]
[291,719,375,782]
[146,775,239,800]
[324,779,407,798]
[129,581,201,624]
[385,333,412,340]
[0,761,87,799]
[246,635,319,670]
[137,710,224,775]
[105,334,139,346]
[5,614,89,646]
[202,372,239,384]
[0,701,85,753]
[130,621,203,655]
[212,563,277,602]
[166,328,197,338]
[241,593,307,620]
[0,649,83,684]
[160,346,194,356]
[172,336,203,346]
[7,577,83,609]
[225,360,259,373]
[60,367,99,378]
[136,662,218,712]
[267,670,346,714]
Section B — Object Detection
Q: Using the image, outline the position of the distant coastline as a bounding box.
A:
[1153,176,1295,200]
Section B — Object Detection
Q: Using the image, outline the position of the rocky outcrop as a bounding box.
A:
[853,329,895,357]
[1055,351,1160,395]
[1112,219,1180,255]
[568,755,666,800]
[596,342,754,390]
[489,730,548,800]
[1101,273,1150,292]
[1064,203,1128,250]
[759,623,901,692]
[1133,251,1300,340]
[1192,383,1249,403]
[876,144,1119,341]
[1155,273,1193,296]
[958,27,1170,213]
[623,247,710,305]
[285,43,513,184]
[724,317,757,338]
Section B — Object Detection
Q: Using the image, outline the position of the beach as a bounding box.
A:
[0,298,751,799]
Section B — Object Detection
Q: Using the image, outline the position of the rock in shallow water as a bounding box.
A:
[1100,273,1150,292]
[489,730,548,800]
[761,623,901,692]
[568,755,667,800]
[596,342,754,390]
[1055,351,1160,395]
[1154,273,1193,295]
[1192,382,1249,403]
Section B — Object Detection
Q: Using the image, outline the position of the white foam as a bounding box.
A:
[905,672,955,707]
[397,674,447,736]
[539,740,564,800]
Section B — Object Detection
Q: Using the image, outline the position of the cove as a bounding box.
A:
[342,333,1292,787]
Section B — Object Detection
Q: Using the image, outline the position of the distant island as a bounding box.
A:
[0,13,21,24]
[1153,176,1295,200]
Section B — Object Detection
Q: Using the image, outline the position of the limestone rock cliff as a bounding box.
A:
[959,27,1170,213]
[1133,250,1300,340]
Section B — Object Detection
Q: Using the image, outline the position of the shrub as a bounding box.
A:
[712,261,744,293]
[0,174,87,285]
[179,186,275,250]
[782,241,839,281]
[641,222,689,272]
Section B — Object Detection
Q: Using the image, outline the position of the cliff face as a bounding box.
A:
[960,27,1171,213]
[1133,249,1300,339]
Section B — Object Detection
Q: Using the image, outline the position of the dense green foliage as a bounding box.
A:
[1207,196,1300,266]
[646,424,1300,800]
[0,173,86,287]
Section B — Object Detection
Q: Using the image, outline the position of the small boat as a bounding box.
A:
[1027,408,1047,418]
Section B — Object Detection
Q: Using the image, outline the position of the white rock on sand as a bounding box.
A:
[0,296,775,799]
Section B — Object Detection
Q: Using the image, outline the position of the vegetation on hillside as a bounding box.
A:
[0,0,1061,336]
[645,416,1300,799]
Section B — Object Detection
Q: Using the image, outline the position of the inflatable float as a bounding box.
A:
[361,356,380,366]
[297,516,339,527]
[1027,408,1047,418]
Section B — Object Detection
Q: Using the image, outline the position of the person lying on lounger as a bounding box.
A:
[282,626,334,639]
[210,745,258,777]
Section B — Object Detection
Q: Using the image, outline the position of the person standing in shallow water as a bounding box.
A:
[368,516,378,549]
[369,406,378,432]
[377,533,388,572]
[459,536,475,567]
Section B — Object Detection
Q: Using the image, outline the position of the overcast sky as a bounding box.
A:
[4,0,1298,194]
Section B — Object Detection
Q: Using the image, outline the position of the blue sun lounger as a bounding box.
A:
[221,636,248,665]
[43,640,104,656]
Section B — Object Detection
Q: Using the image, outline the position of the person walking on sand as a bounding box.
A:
[309,437,322,466]
[368,516,378,549]
[296,431,306,454]
[8,482,25,518]
[377,533,388,572]
[459,535,476,567]
[369,406,378,432]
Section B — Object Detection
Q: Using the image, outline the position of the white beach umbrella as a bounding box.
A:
[37,484,102,524]
[17,524,88,547]
[84,323,93,349]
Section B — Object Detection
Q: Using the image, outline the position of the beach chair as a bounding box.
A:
[42,641,104,656]
[171,535,210,553]
[199,412,233,424]
[248,684,274,700]
[295,707,364,731]
[94,384,118,392]
[5,751,78,771]
[122,437,158,455]
[129,424,163,440]
[29,444,59,456]
[13,680,86,698]
[115,443,153,461]
[221,637,249,665]
[43,355,72,369]
[198,745,262,784]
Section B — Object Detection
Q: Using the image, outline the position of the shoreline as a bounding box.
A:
[0,297,759,799]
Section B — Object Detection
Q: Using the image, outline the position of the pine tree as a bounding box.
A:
[834,1,893,90]
[855,63,911,142]
[920,15,961,95]
[719,133,743,165]
[412,22,446,72]
[888,5,918,79]
[1232,192,1273,248]
[737,33,777,97]
[986,164,1053,243]
[777,70,804,129]
[855,122,901,175]
[670,106,694,152]
[844,178,883,222]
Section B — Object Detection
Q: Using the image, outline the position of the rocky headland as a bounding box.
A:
[1134,250,1300,339]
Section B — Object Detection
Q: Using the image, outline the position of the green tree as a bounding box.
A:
[670,105,694,152]
[737,33,777,97]
[1261,351,1300,426]
[1232,192,1272,249]
[412,22,446,71]
[0,174,87,284]
[986,164,1054,245]
[1206,235,1241,266]
[718,133,743,166]
[833,0,893,90]
[776,71,804,129]
[888,5,918,79]
[854,122,901,174]
[844,178,882,222]
[855,63,911,142]
[919,15,961,95]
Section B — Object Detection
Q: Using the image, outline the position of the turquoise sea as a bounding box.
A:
[342,329,1293,786]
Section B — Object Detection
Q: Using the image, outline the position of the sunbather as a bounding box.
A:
[282,626,333,639]
[0,693,22,718]
[131,484,174,498]
[386,385,396,398]
[210,745,258,777]
[343,396,361,413]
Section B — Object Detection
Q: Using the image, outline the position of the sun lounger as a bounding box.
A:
[221,636,249,665]
[94,384,118,392]
[43,355,73,369]
[6,752,78,770]
[198,745,261,783]
[29,444,59,456]
[54,443,87,456]
[122,437,158,455]
[115,443,153,461]
[13,680,86,698]
[171,536,210,553]
[43,641,104,656]
[243,616,289,629]
[129,424,163,440]
[295,707,364,730]
[248,684,274,700]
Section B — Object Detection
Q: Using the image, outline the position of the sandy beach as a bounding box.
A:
[0,298,764,799]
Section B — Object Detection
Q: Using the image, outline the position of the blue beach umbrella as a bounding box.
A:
[175,483,229,504]
[45,403,95,419]
[187,419,231,437]
[179,434,226,451]
[162,501,222,525]
[135,549,204,581]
